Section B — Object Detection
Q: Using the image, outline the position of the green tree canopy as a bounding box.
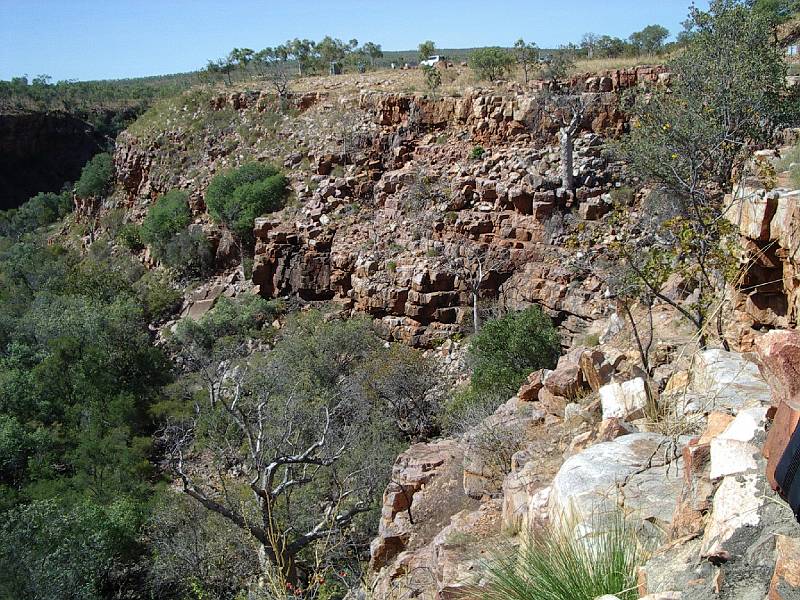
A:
[140,189,192,258]
[418,40,437,61]
[468,47,515,81]
[628,24,670,54]
[469,306,561,397]
[75,152,113,199]
[204,162,288,242]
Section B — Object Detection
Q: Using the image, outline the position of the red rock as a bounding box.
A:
[756,329,800,411]
[769,535,800,599]
[518,369,546,401]
[579,349,614,392]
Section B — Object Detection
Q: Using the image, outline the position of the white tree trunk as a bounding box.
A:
[560,127,574,192]
[472,291,480,334]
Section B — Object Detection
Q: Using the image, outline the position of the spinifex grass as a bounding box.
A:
[479,512,648,600]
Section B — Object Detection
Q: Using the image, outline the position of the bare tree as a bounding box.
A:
[266,60,293,102]
[581,32,600,59]
[457,244,512,333]
[164,316,401,587]
[514,38,540,84]
[531,88,596,193]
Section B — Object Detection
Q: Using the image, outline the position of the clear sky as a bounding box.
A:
[0,0,708,82]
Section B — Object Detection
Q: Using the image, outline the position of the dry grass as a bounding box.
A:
[570,56,658,74]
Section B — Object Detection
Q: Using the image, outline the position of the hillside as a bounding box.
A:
[3,3,800,599]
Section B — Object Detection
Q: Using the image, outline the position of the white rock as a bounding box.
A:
[700,473,763,556]
[549,433,675,524]
[709,407,767,479]
[600,377,648,420]
[692,350,771,412]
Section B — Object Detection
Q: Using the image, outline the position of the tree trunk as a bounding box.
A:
[472,290,480,334]
[560,127,574,192]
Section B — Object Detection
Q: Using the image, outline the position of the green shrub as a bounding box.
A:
[0,498,145,600]
[0,191,72,238]
[468,47,514,81]
[469,306,560,398]
[117,223,144,251]
[162,227,214,278]
[134,270,183,322]
[140,189,192,257]
[480,512,648,600]
[75,152,113,198]
[470,146,486,160]
[423,64,442,95]
[205,163,288,240]
[170,295,283,358]
[608,186,635,206]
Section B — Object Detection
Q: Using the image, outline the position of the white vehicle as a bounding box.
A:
[419,55,442,67]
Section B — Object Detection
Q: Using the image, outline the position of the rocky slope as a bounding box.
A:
[94,66,800,598]
[109,66,668,346]
[365,149,800,599]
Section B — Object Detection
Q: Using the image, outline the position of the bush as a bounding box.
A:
[117,223,144,251]
[148,494,259,600]
[0,498,145,600]
[161,227,214,278]
[469,306,560,398]
[422,64,442,94]
[171,295,282,356]
[140,189,192,257]
[470,146,486,160]
[0,191,71,238]
[75,152,113,198]
[205,163,288,240]
[134,270,182,322]
[480,512,649,600]
[468,47,514,81]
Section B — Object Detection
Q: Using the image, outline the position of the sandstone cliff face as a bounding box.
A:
[0,111,107,209]
[245,80,643,345]
[724,148,800,350]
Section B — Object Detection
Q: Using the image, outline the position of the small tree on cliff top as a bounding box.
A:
[418,40,436,61]
[514,39,539,84]
[469,47,515,82]
[617,0,795,347]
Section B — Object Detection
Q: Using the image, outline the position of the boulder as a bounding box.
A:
[580,349,615,392]
[637,537,706,598]
[544,364,584,399]
[599,377,648,420]
[700,473,764,557]
[769,534,800,599]
[549,433,681,525]
[708,406,768,479]
[370,439,466,570]
[692,350,771,412]
[518,369,546,401]
[756,329,800,411]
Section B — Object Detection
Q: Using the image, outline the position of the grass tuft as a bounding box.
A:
[478,512,648,600]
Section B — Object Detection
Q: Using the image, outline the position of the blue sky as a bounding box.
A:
[0,0,707,81]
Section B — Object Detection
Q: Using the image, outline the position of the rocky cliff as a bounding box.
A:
[99,68,800,598]
[110,67,670,345]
